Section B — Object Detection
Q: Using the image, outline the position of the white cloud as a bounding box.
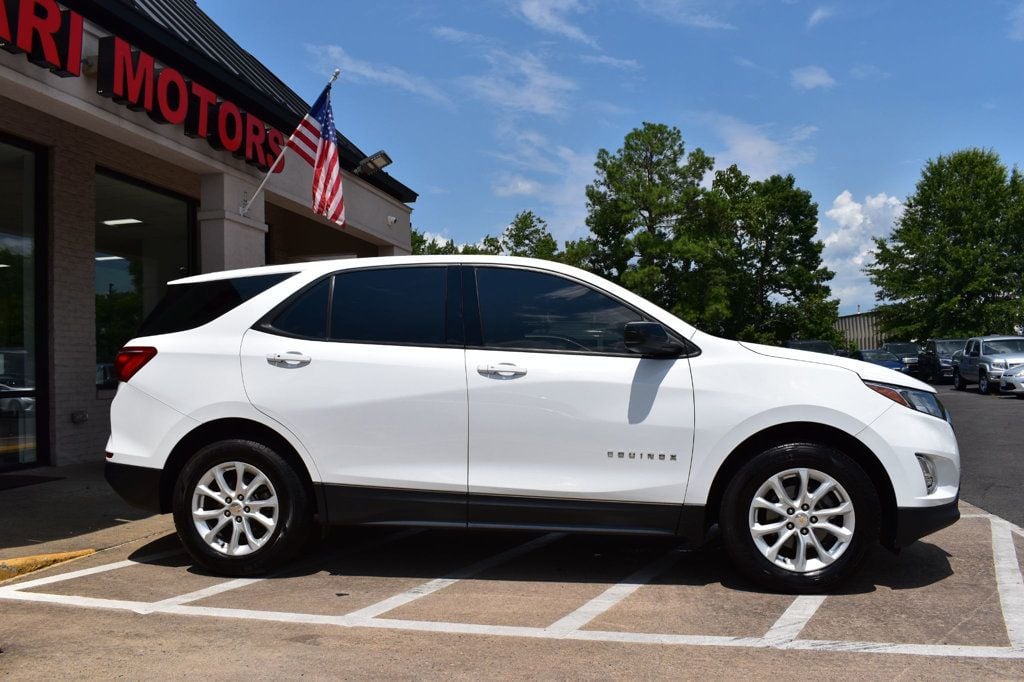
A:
[518,0,597,47]
[1010,2,1024,41]
[707,115,817,180]
[431,26,492,45]
[635,0,735,29]
[807,6,832,28]
[310,45,452,108]
[489,125,594,240]
[493,174,544,197]
[790,65,836,90]
[580,54,641,70]
[818,190,905,314]
[461,51,577,116]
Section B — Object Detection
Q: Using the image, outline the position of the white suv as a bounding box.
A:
[105,256,960,592]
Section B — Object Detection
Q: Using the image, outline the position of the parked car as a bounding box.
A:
[882,342,923,376]
[104,256,960,593]
[852,349,908,373]
[999,366,1024,398]
[918,339,967,383]
[953,336,1024,394]
[783,339,836,355]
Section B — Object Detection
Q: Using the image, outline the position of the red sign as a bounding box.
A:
[1,0,285,172]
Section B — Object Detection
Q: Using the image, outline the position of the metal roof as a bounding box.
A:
[62,0,417,204]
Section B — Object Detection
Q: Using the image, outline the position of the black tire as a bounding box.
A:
[979,371,992,395]
[172,439,313,577]
[953,369,966,391]
[720,443,879,593]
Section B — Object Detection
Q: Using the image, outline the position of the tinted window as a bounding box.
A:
[475,267,642,353]
[330,267,446,345]
[268,279,330,338]
[139,273,293,336]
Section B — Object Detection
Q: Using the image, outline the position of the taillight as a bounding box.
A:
[114,347,157,383]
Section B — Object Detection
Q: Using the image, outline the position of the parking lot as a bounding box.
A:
[2,386,1023,678]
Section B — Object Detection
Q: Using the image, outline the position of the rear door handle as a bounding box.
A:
[267,352,311,368]
[477,363,527,377]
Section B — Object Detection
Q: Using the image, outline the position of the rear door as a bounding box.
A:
[240,265,468,525]
[463,265,695,533]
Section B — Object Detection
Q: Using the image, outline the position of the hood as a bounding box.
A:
[738,341,934,392]
[991,353,1024,366]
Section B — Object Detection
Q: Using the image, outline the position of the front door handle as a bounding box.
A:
[267,352,311,368]
[477,363,527,377]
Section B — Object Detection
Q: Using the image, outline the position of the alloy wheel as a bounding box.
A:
[748,467,856,573]
[191,461,279,556]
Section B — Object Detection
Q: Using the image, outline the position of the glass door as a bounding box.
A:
[0,139,41,469]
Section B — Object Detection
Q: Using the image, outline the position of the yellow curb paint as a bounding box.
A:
[0,549,96,580]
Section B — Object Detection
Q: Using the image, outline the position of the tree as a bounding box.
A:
[500,211,558,259]
[867,149,1024,340]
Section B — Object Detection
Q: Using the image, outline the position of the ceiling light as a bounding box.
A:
[102,218,142,226]
[95,256,125,262]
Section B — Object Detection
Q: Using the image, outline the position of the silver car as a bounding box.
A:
[953,336,1024,394]
[1000,365,1024,398]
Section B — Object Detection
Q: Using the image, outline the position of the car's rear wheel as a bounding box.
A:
[720,443,879,593]
[953,369,965,391]
[172,439,312,576]
[979,371,992,395]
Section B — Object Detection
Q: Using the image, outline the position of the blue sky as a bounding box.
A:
[200,0,1024,315]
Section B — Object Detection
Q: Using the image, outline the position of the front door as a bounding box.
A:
[464,265,695,534]
[240,265,468,525]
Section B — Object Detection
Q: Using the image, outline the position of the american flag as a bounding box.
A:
[286,84,345,227]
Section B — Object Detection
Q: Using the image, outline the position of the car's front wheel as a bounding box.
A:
[720,443,879,593]
[172,439,313,576]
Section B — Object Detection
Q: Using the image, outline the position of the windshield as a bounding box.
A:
[861,350,900,362]
[787,340,835,354]
[936,340,966,353]
[885,343,919,354]
[984,339,1024,355]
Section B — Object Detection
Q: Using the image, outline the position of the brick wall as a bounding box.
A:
[0,95,200,466]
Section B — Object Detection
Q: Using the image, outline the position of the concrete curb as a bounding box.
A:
[0,549,96,581]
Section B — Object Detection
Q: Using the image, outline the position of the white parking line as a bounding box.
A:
[0,548,182,593]
[545,546,685,635]
[761,595,828,645]
[991,518,1024,649]
[343,532,564,620]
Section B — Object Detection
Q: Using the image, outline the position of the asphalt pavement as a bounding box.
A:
[936,382,1023,527]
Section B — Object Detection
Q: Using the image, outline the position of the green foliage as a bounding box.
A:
[867,148,1024,339]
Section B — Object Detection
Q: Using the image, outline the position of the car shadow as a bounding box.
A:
[128,527,954,595]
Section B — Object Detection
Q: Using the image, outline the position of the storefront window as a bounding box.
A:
[95,172,191,388]
[0,140,39,468]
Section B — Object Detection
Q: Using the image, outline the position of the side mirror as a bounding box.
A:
[624,321,684,358]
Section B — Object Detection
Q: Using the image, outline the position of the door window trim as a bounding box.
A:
[462,264,700,358]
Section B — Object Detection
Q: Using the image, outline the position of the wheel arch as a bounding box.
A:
[703,421,898,547]
[159,418,323,520]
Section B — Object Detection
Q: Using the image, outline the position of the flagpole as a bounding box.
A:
[239,68,340,217]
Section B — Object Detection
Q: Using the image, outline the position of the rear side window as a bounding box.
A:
[330,267,446,345]
[474,267,643,353]
[138,273,293,336]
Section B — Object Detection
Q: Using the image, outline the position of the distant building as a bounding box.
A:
[836,310,882,350]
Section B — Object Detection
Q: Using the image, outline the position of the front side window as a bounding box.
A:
[330,267,446,345]
[474,267,643,353]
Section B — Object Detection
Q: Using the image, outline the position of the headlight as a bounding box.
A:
[865,381,950,422]
[993,359,1007,369]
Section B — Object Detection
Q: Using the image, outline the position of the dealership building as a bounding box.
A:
[0,0,417,471]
